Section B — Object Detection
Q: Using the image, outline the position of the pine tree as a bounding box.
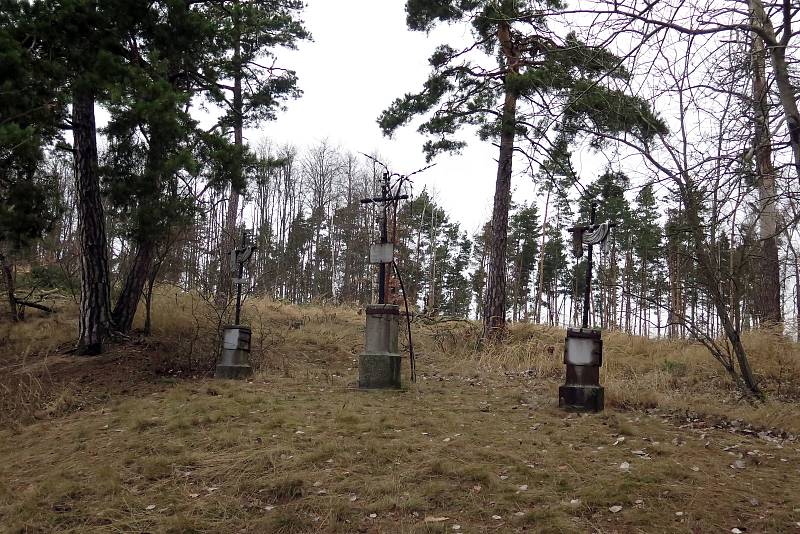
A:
[578,171,632,329]
[0,1,65,320]
[198,0,309,303]
[631,183,663,336]
[101,1,308,330]
[103,4,205,331]
[508,203,539,321]
[380,0,666,339]
[29,0,145,353]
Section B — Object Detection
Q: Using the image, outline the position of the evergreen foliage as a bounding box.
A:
[0,1,65,249]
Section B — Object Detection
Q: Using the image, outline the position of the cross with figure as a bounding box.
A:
[356,170,408,390]
[360,171,408,304]
[230,229,257,325]
[560,201,616,412]
[567,202,615,329]
[215,230,257,380]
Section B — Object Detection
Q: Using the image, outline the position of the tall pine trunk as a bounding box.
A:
[533,188,549,323]
[217,0,243,305]
[752,30,782,325]
[483,20,518,340]
[73,87,113,354]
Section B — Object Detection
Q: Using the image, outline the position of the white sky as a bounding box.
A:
[257,0,534,235]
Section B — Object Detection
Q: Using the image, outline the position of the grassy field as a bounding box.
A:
[1,292,800,533]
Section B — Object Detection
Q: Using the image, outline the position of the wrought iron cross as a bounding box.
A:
[230,230,257,325]
[361,171,408,304]
[567,202,615,329]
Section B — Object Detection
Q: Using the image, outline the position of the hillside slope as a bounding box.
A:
[1,294,799,532]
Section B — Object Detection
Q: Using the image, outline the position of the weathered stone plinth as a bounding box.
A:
[215,325,253,379]
[558,328,604,412]
[359,304,402,389]
[559,384,604,412]
[359,352,402,389]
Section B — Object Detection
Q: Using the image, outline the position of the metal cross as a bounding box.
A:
[361,171,408,304]
[230,229,257,325]
[567,202,615,329]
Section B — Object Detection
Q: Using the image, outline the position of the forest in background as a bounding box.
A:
[7,136,798,339]
[9,139,706,334]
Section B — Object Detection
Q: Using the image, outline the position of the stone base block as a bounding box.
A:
[215,364,253,379]
[359,352,402,389]
[559,384,604,412]
[215,325,252,380]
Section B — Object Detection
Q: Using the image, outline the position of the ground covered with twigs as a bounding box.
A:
[1,294,800,533]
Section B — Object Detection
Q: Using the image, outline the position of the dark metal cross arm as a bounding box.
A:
[568,221,618,233]
[360,194,409,204]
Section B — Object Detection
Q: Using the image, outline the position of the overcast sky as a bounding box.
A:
[257,0,528,235]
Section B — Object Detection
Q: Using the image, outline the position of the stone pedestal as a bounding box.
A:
[215,325,253,379]
[358,304,402,389]
[558,328,604,412]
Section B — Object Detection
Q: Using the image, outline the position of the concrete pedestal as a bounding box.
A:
[215,325,253,379]
[558,328,604,412]
[359,304,402,389]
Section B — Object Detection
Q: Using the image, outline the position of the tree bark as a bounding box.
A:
[73,87,113,355]
[533,189,549,323]
[112,238,156,332]
[749,0,800,181]
[217,0,243,304]
[752,23,782,325]
[0,251,18,322]
[483,20,518,340]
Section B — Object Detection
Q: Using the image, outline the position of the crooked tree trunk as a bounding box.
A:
[112,130,168,333]
[752,26,782,325]
[73,87,113,355]
[683,183,762,398]
[112,238,156,332]
[483,20,518,340]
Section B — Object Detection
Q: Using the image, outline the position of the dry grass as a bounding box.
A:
[0,310,77,424]
[1,291,800,532]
